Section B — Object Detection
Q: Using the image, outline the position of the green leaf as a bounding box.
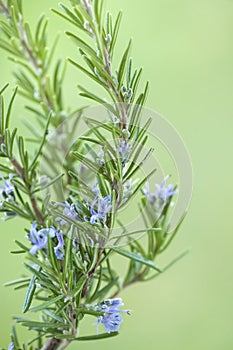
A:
[66,31,101,63]
[78,85,116,114]
[53,334,76,339]
[15,240,29,252]
[9,128,18,158]
[18,320,69,331]
[72,151,101,174]
[144,250,190,282]
[109,228,161,241]
[110,11,122,56]
[24,260,58,284]
[68,58,107,88]
[43,310,64,323]
[63,228,73,280]
[47,236,59,272]
[30,294,64,313]
[124,148,155,182]
[159,212,187,253]
[77,308,104,317]
[22,270,39,313]
[86,245,99,274]
[67,275,87,299]
[51,8,79,27]
[10,326,20,348]
[32,173,64,194]
[0,164,13,173]
[29,112,52,170]
[0,83,9,95]
[35,14,46,44]
[112,247,162,272]
[130,68,143,103]
[60,4,82,25]
[76,332,119,341]
[91,276,119,302]
[4,277,31,287]
[3,201,31,219]
[118,39,132,87]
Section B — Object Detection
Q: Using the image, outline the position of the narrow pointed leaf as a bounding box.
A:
[112,247,162,272]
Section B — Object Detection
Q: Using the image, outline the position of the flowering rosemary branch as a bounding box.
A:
[0,1,189,349]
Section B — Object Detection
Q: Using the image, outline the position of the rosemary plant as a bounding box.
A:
[0,0,191,349]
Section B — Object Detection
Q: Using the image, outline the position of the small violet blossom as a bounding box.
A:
[55,201,78,226]
[0,174,17,220]
[8,343,14,350]
[118,139,132,164]
[95,298,130,333]
[54,230,64,260]
[0,174,14,199]
[143,176,178,210]
[29,222,64,260]
[90,195,112,224]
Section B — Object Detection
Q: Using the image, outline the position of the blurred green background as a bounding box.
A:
[0,0,233,349]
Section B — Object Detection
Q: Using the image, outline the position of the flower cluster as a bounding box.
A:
[55,201,78,226]
[90,195,112,224]
[118,139,132,166]
[143,176,178,212]
[29,223,64,260]
[94,298,130,333]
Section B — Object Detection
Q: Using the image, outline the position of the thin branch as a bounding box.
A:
[0,0,10,18]
[40,338,62,350]
[11,156,45,225]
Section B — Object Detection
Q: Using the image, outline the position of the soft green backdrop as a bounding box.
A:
[0,0,233,349]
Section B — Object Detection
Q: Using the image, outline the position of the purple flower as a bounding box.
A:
[118,140,132,164]
[143,176,178,210]
[0,174,17,220]
[8,343,14,350]
[95,298,130,333]
[55,201,78,226]
[0,174,14,199]
[54,230,64,260]
[29,222,64,259]
[90,195,112,224]
[155,176,178,202]
[99,312,123,333]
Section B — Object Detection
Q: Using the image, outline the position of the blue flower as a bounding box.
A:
[29,222,64,259]
[94,298,130,333]
[143,176,178,210]
[90,195,112,224]
[99,312,123,333]
[55,201,78,226]
[118,139,132,164]
[0,174,17,220]
[155,176,178,202]
[8,343,14,350]
[0,174,14,199]
[54,230,64,260]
